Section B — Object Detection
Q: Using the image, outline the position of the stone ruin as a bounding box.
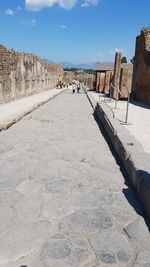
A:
[132,29,150,106]
[94,54,133,99]
[63,70,94,88]
[0,45,63,104]
[112,53,133,99]
[95,29,150,106]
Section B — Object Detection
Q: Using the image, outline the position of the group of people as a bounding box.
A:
[56,80,84,94]
[56,81,67,89]
[71,82,81,94]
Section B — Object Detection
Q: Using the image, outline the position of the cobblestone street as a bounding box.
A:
[0,89,150,266]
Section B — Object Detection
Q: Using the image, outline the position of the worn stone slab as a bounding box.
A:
[9,251,44,267]
[72,189,114,209]
[40,233,97,267]
[0,88,67,131]
[134,250,150,266]
[59,208,113,235]
[124,217,150,249]
[91,94,150,221]
[14,193,42,223]
[90,231,133,265]
[0,89,149,265]
[0,223,47,265]
[42,194,73,220]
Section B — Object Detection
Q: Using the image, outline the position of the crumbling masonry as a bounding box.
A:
[0,45,63,104]
[132,29,150,106]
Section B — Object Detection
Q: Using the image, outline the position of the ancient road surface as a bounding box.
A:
[0,89,150,267]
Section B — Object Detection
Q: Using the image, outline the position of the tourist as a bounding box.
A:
[77,83,80,93]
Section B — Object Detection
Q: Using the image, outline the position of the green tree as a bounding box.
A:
[130,56,135,64]
[121,57,127,63]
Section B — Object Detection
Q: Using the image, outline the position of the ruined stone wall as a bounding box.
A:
[76,73,94,88]
[103,71,113,94]
[112,52,122,99]
[63,71,75,83]
[0,45,63,103]
[96,71,113,94]
[96,72,101,92]
[132,29,150,105]
[119,64,133,98]
[99,73,105,92]
[63,71,95,88]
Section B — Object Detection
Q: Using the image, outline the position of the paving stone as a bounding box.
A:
[0,222,47,265]
[59,208,113,235]
[0,190,21,205]
[0,90,149,265]
[43,178,74,194]
[14,193,42,223]
[9,251,44,267]
[40,233,96,266]
[90,231,133,265]
[134,250,150,266]
[107,205,136,226]
[42,194,73,220]
[0,205,16,233]
[0,161,27,189]
[124,217,150,249]
[72,189,114,209]
[16,178,42,196]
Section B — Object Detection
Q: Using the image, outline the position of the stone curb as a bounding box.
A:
[86,90,150,221]
[0,88,68,131]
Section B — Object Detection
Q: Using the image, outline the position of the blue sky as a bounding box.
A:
[0,0,150,64]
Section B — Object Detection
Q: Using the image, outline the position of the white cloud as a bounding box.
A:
[87,48,127,63]
[5,9,14,15]
[61,24,67,29]
[31,19,36,25]
[108,48,126,56]
[21,19,37,26]
[81,2,89,7]
[25,0,77,10]
[25,0,98,10]
[81,0,98,7]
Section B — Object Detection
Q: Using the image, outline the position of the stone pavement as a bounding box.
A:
[88,91,150,154]
[0,88,67,131]
[0,88,150,266]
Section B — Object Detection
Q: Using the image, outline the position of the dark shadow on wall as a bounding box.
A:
[84,90,150,228]
[130,99,150,110]
[123,170,150,229]
[92,107,150,230]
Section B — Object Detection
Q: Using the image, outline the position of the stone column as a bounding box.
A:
[113,52,122,99]
[104,71,110,94]
[120,65,133,98]
[99,72,105,93]
[96,71,99,92]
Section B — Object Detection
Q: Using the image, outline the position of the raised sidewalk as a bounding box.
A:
[86,90,150,220]
[0,88,67,131]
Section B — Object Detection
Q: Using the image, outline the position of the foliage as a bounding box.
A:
[83,69,96,74]
[64,67,80,72]
[130,56,135,64]
[121,57,127,63]
[64,67,95,75]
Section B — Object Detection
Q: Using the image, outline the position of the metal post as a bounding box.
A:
[115,85,118,109]
[125,91,130,123]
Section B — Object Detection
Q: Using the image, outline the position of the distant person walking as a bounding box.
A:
[72,83,75,94]
[77,83,80,93]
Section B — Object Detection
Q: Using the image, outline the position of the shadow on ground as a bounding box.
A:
[92,104,150,230]
[130,99,150,110]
